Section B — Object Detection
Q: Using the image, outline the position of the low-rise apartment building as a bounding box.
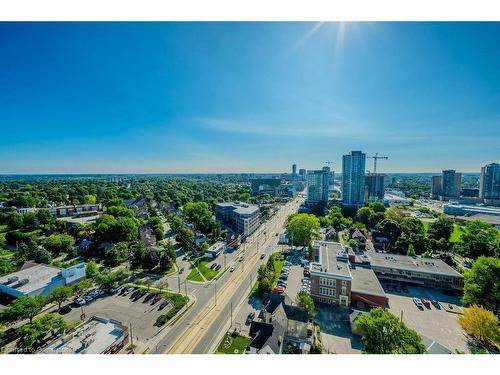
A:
[368,252,463,291]
[214,201,260,238]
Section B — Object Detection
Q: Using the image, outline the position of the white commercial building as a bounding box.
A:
[0,262,86,298]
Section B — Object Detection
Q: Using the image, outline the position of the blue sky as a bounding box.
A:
[0,22,499,174]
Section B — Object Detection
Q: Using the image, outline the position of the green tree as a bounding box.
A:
[83,194,97,204]
[7,212,24,230]
[143,248,160,270]
[428,216,454,241]
[457,220,499,259]
[0,258,14,276]
[130,242,145,269]
[72,279,92,296]
[96,268,130,290]
[369,201,386,213]
[407,244,416,257]
[104,242,129,267]
[356,207,374,226]
[296,291,315,320]
[0,296,47,324]
[43,234,75,255]
[239,193,251,203]
[50,286,73,310]
[85,260,99,279]
[462,257,500,314]
[17,313,67,351]
[286,213,321,246]
[159,252,172,272]
[355,308,425,354]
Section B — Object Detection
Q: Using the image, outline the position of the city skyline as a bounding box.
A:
[1,22,500,174]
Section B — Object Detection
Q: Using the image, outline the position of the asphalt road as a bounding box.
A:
[149,197,302,354]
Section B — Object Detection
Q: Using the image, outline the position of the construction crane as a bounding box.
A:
[368,153,388,174]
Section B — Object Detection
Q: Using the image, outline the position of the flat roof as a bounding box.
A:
[457,214,500,226]
[368,252,463,278]
[215,201,259,215]
[350,266,386,297]
[43,317,125,354]
[310,241,352,279]
[0,263,61,294]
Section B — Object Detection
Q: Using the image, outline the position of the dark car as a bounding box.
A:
[143,293,155,303]
[59,305,72,315]
[159,299,170,310]
[210,263,217,269]
[246,312,255,325]
[431,300,441,309]
[215,264,222,271]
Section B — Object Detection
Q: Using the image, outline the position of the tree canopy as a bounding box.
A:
[462,256,500,314]
[355,308,426,354]
[286,213,321,246]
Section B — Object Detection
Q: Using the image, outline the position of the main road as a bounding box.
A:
[148,196,303,354]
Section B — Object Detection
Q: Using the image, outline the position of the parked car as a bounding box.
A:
[413,297,424,308]
[431,300,441,309]
[420,298,431,308]
[260,253,266,259]
[144,293,155,303]
[84,295,93,302]
[59,305,72,314]
[159,299,170,310]
[75,297,86,306]
[210,263,217,269]
[151,295,162,304]
[246,312,255,325]
[273,287,285,294]
[230,266,236,272]
[239,256,244,262]
[110,285,122,294]
[179,268,184,274]
[122,287,134,296]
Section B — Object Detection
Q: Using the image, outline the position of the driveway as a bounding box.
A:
[314,304,363,354]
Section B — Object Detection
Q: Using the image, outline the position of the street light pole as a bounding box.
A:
[177,274,181,293]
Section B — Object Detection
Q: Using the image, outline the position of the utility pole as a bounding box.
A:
[230,302,233,326]
[129,323,134,353]
[184,281,188,297]
[177,274,181,293]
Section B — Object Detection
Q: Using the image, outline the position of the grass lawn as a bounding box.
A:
[186,257,218,282]
[215,332,250,354]
[450,224,463,243]
[422,221,462,243]
[186,267,205,282]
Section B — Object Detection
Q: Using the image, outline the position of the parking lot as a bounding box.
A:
[314,305,362,354]
[384,285,468,353]
[62,288,172,349]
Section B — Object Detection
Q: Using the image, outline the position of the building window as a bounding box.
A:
[320,277,336,287]
[342,280,347,286]
[319,287,336,297]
